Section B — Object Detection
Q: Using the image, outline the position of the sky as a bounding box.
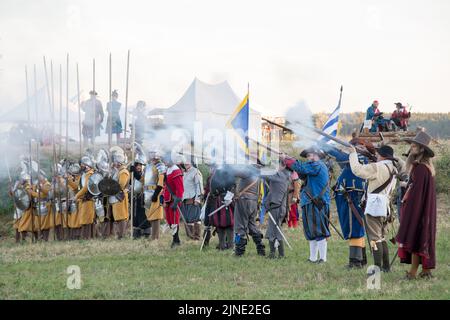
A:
[0,0,449,117]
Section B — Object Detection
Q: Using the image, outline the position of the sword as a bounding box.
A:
[266,210,292,250]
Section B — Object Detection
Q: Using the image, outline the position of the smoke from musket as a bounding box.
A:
[284,99,320,150]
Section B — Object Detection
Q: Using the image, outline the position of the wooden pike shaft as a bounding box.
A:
[123,50,130,142]
[108,53,112,148]
[76,63,82,158]
[25,65,35,239]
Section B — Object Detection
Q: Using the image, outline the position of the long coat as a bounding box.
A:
[18,182,39,233]
[67,175,81,229]
[163,165,184,225]
[288,159,331,241]
[327,147,367,240]
[396,163,437,269]
[112,166,130,222]
[145,163,165,221]
[75,169,95,225]
[33,180,55,231]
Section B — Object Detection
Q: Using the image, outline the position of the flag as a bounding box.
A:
[320,86,343,144]
[226,92,249,155]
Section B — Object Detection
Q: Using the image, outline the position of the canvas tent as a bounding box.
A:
[163,78,262,140]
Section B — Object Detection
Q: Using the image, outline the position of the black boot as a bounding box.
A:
[252,233,266,256]
[373,242,383,269]
[225,227,234,249]
[234,236,247,257]
[382,241,390,272]
[347,246,363,269]
[278,240,285,258]
[171,228,181,248]
[361,246,368,266]
[203,227,211,247]
[216,228,226,250]
[268,240,276,259]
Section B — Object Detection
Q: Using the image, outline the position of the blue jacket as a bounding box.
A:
[290,160,330,206]
[326,147,367,192]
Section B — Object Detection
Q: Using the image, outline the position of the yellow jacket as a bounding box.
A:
[112,166,130,222]
[75,169,95,225]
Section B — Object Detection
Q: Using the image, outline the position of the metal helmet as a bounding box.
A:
[20,171,31,181]
[68,162,81,175]
[112,152,127,165]
[148,147,162,161]
[80,156,94,168]
[95,148,110,174]
[109,146,125,157]
[133,142,147,165]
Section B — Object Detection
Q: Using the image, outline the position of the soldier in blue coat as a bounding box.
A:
[324,138,375,268]
[284,147,330,263]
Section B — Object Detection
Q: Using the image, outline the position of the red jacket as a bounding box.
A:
[391,108,410,127]
[163,165,184,203]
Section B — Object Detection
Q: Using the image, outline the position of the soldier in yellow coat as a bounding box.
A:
[67,172,81,240]
[18,175,40,241]
[109,153,130,239]
[9,173,35,242]
[32,171,55,241]
[144,150,166,240]
[75,156,96,240]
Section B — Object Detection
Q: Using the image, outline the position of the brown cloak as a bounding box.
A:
[395,163,437,269]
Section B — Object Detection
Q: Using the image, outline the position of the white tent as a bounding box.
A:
[163,78,262,140]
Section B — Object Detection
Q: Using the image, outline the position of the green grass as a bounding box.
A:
[1,194,449,300]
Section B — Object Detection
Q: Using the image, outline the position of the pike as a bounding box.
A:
[130,104,136,237]
[123,50,130,142]
[76,63,82,158]
[65,53,70,236]
[57,64,64,237]
[92,58,96,152]
[25,66,35,242]
[108,53,112,148]
[33,65,43,236]
[50,60,58,240]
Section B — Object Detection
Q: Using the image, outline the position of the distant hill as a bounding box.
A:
[313,112,450,139]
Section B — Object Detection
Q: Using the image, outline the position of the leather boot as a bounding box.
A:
[171,228,181,248]
[252,233,266,256]
[151,220,160,240]
[225,227,234,249]
[373,242,383,269]
[193,222,201,240]
[203,227,211,247]
[382,241,390,272]
[361,246,368,266]
[216,228,226,250]
[347,246,363,269]
[268,240,276,259]
[15,230,20,243]
[278,240,285,258]
[234,236,247,257]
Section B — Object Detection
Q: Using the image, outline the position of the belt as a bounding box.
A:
[144,185,157,191]
[183,198,195,205]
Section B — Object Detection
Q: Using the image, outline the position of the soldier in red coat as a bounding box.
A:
[163,155,184,248]
[391,102,411,131]
[396,131,437,280]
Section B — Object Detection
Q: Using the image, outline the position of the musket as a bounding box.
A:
[262,117,377,162]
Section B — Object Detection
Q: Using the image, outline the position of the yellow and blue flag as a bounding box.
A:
[226,93,249,155]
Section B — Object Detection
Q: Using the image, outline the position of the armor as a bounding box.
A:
[14,207,24,220]
[81,156,95,168]
[94,198,105,218]
[95,149,110,175]
[143,161,166,209]
[134,142,147,165]
[87,172,103,196]
[13,186,31,210]
[108,168,121,204]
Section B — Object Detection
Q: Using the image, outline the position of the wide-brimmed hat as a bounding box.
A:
[375,145,397,161]
[300,147,325,159]
[403,131,435,158]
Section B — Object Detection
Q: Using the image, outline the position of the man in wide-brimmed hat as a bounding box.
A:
[391,102,411,131]
[324,137,376,269]
[81,90,104,147]
[283,146,331,263]
[396,131,437,280]
[347,143,399,272]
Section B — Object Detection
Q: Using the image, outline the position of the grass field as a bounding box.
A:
[1,194,449,300]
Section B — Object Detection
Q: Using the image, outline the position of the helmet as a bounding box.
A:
[20,171,31,181]
[68,163,81,175]
[112,152,127,165]
[133,142,147,165]
[80,156,94,168]
[95,149,110,174]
